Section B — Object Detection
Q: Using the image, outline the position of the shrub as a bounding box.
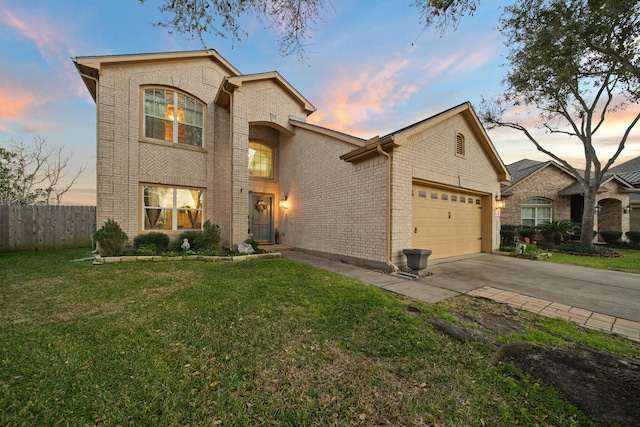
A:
[599,230,622,245]
[518,227,537,241]
[197,220,222,254]
[94,219,128,257]
[500,225,518,247]
[556,243,616,256]
[135,243,160,256]
[538,220,578,245]
[133,232,170,253]
[626,230,640,246]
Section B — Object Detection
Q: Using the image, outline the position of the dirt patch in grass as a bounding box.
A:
[506,343,640,427]
[433,297,640,427]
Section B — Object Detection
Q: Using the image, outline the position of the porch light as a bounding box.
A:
[494,196,505,210]
[624,204,633,214]
[279,196,289,209]
[595,205,602,214]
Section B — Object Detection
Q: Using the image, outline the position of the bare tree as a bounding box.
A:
[0,136,86,206]
[479,0,640,247]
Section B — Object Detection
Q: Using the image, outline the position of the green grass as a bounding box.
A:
[544,248,640,273]
[1,249,635,426]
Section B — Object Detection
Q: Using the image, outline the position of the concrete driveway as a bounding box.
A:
[423,254,640,323]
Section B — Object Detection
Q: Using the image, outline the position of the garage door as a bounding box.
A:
[412,184,483,259]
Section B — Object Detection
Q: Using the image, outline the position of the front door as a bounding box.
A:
[250,194,273,243]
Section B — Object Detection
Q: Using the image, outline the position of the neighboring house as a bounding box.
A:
[73,49,510,269]
[611,156,640,231]
[500,159,637,241]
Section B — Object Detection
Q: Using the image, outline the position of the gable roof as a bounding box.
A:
[610,156,640,174]
[215,72,316,116]
[72,49,241,102]
[340,102,511,183]
[501,159,575,196]
[558,173,634,195]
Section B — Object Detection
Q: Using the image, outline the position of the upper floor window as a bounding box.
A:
[248,141,273,178]
[143,88,204,147]
[143,185,203,230]
[456,133,465,156]
[521,198,552,227]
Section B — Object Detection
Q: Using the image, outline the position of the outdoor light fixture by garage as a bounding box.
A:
[279,196,289,209]
[595,205,602,214]
[494,196,505,210]
[624,204,633,214]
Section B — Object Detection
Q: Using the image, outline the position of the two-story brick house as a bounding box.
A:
[73,49,510,269]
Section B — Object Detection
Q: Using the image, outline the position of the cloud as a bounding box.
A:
[307,54,423,136]
[307,33,500,137]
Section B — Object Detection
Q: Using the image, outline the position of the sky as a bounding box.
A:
[1,0,639,205]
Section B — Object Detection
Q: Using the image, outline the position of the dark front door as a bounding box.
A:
[250,194,273,243]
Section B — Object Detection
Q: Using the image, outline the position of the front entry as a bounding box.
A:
[249,194,273,243]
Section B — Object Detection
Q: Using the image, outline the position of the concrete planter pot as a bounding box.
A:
[403,249,432,276]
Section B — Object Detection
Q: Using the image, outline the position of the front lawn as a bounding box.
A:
[1,249,637,426]
[545,248,640,273]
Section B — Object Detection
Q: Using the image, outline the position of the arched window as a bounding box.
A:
[521,198,552,226]
[248,141,274,178]
[143,88,204,147]
[455,133,465,156]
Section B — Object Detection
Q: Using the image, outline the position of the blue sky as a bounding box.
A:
[1,0,638,205]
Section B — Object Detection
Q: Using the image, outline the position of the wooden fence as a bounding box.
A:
[0,205,96,252]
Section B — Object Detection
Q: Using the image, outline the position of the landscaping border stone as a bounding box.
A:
[93,252,281,265]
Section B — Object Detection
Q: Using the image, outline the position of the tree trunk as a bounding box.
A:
[580,189,597,247]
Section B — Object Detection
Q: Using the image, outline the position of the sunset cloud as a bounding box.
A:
[308,56,422,135]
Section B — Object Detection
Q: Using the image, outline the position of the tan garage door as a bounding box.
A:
[412,184,483,259]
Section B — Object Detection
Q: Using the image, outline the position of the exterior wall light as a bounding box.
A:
[494,196,505,210]
[595,205,602,214]
[279,196,289,209]
[624,204,633,214]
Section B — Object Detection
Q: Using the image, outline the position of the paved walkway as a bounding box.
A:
[279,249,640,342]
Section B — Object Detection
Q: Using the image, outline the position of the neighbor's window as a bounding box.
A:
[248,141,273,178]
[143,185,203,230]
[143,88,204,147]
[456,133,465,156]
[521,198,552,227]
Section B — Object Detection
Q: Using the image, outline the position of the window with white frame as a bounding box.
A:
[143,88,204,147]
[143,185,203,230]
[248,141,274,178]
[521,198,552,227]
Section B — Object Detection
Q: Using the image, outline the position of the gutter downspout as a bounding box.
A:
[222,83,234,247]
[376,145,399,272]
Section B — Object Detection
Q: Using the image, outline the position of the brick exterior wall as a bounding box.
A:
[501,165,574,227]
[95,59,226,240]
[278,127,388,268]
[391,114,502,265]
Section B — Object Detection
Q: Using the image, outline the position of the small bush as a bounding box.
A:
[135,244,160,256]
[518,227,537,241]
[599,230,622,245]
[625,231,640,246]
[133,232,170,253]
[94,219,128,257]
[199,220,222,254]
[556,243,616,256]
[500,225,518,247]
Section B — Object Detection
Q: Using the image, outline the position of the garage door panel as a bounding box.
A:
[412,184,484,260]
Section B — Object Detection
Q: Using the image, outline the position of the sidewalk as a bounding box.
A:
[279,249,640,342]
[469,286,640,342]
